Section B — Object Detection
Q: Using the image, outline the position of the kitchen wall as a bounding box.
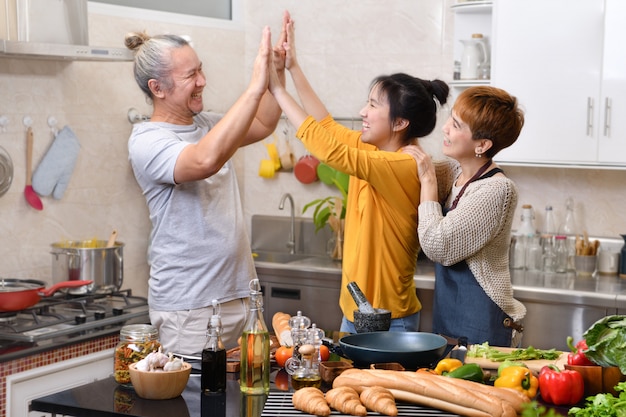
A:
[1,0,625,298]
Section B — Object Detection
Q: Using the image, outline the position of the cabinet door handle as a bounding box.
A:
[271,287,301,300]
[604,96,611,137]
[587,97,594,136]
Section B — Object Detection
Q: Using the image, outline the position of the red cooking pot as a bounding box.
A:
[0,278,93,312]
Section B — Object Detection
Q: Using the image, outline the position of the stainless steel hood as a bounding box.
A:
[0,0,132,61]
[1,39,133,61]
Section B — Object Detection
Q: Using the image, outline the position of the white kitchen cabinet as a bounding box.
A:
[492,0,626,167]
[449,1,493,101]
[6,349,114,417]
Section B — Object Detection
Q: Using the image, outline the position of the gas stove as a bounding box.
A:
[0,289,149,361]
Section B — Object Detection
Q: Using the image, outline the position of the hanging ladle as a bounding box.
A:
[24,126,43,210]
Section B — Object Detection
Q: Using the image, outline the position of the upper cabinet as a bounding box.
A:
[490,0,626,167]
[450,1,493,93]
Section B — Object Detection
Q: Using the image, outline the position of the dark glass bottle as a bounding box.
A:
[201,301,226,393]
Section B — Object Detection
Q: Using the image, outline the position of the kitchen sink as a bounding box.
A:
[251,251,319,264]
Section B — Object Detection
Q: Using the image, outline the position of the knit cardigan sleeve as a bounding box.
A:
[418,176,517,266]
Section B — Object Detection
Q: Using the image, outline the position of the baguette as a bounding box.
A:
[271,312,293,346]
[292,387,330,416]
[333,368,521,417]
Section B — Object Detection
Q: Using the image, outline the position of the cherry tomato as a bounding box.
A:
[274,369,290,391]
[275,346,294,368]
[319,345,330,362]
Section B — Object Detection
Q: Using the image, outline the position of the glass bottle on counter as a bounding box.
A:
[240,279,270,394]
[513,204,536,270]
[114,324,161,386]
[541,234,556,273]
[555,235,569,273]
[526,236,543,272]
[202,299,226,393]
[559,197,578,271]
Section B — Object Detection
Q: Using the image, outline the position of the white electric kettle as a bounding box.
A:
[460,34,489,80]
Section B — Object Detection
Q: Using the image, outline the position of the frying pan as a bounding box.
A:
[0,278,93,312]
[328,332,450,370]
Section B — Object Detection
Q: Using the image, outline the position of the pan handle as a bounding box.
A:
[38,280,94,297]
[322,338,345,358]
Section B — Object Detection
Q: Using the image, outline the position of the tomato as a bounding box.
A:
[274,369,290,391]
[319,345,330,362]
[275,346,294,368]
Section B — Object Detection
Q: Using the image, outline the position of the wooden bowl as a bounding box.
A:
[564,364,626,396]
[128,362,191,400]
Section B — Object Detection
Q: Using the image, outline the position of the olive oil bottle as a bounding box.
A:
[240,279,270,394]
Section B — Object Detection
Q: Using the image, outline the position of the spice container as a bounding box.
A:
[114,324,160,386]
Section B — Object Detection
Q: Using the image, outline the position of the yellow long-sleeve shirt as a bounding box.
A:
[296,115,422,321]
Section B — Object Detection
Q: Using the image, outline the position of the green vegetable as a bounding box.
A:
[445,363,484,383]
[568,381,626,417]
[521,401,561,417]
[467,342,562,362]
[497,360,527,377]
[582,315,626,374]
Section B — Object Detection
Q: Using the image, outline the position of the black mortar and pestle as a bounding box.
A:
[347,282,392,333]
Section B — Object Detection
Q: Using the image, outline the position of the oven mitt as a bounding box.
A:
[32,126,80,200]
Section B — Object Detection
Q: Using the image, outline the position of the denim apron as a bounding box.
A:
[431,166,514,346]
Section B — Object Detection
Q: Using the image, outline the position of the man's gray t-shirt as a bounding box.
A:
[128,112,255,311]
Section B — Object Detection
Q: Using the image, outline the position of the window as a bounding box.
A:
[90,0,231,20]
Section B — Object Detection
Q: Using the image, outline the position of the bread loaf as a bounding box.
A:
[271,312,293,346]
[333,368,524,417]
[292,387,330,416]
[326,386,367,416]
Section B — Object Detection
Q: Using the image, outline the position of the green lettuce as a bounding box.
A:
[583,315,626,374]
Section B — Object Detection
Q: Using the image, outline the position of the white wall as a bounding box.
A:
[0,0,625,297]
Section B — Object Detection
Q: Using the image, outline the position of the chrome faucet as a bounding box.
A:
[278,193,296,254]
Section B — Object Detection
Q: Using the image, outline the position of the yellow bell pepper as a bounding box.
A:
[433,358,463,375]
[494,365,538,398]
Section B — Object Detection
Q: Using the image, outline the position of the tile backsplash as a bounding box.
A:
[0,1,625,299]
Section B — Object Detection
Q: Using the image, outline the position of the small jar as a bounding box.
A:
[114,324,160,385]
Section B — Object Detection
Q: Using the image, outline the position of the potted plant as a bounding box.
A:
[302,172,348,261]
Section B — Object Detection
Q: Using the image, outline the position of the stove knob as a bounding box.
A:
[112,308,124,316]
[94,311,106,320]
[75,314,87,324]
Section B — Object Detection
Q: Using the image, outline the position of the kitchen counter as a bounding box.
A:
[255,255,626,304]
[255,256,626,350]
[30,366,572,417]
[29,368,569,417]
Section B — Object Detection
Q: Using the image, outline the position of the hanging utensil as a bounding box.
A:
[24,127,43,210]
[0,144,13,197]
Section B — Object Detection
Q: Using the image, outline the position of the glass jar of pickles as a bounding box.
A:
[113,324,160,386]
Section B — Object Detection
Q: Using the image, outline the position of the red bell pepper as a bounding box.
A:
[566,336,594,366]
[538,364,584,406]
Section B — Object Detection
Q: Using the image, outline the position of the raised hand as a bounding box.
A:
[249,26,272,97]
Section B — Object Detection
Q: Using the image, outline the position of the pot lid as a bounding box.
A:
[0,278,46,292]
[0,146,13,197]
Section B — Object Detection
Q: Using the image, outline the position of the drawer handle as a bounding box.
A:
[271,287,301,300]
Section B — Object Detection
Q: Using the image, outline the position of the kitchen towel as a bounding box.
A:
[32,125,80,199]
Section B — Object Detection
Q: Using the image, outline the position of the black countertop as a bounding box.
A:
[30,368,570,417]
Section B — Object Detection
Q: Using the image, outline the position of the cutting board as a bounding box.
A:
[465,347,568,374]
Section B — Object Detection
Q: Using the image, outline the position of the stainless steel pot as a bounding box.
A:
[51,240,124,294]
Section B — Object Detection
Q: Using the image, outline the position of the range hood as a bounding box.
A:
[0,0,132,61]
[1,39,133,61]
